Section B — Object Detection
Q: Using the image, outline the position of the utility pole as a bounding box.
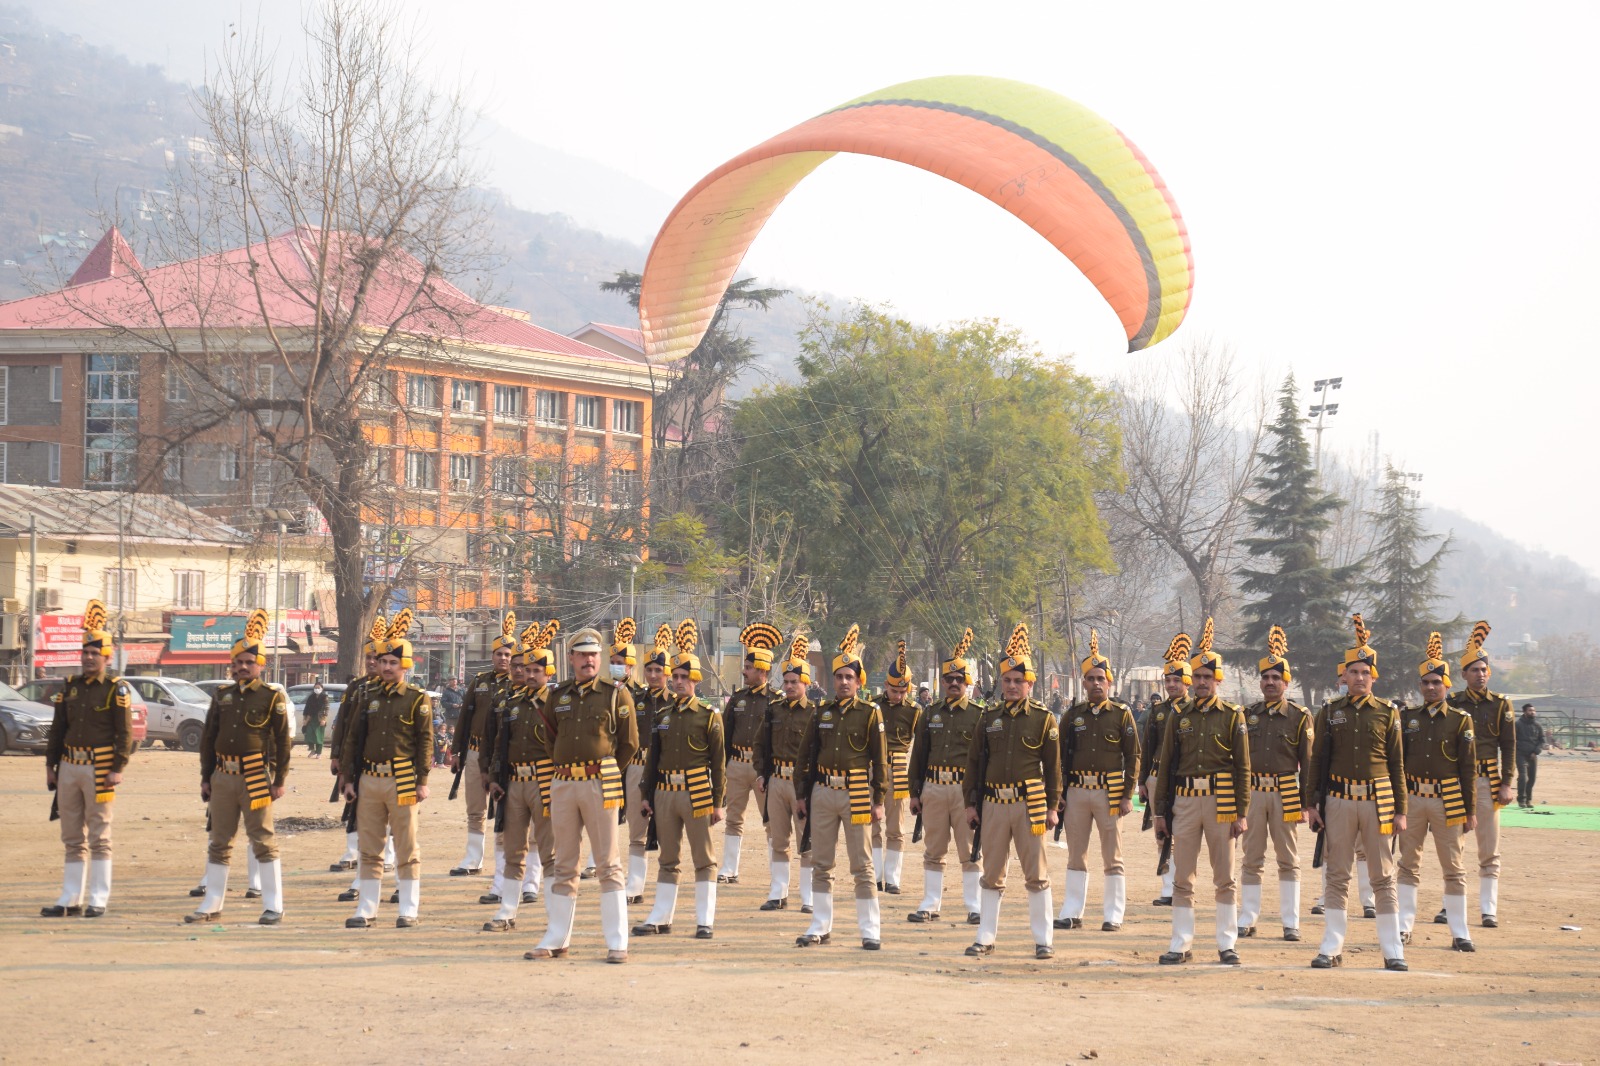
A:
[115,493,126,675]
[448,566,458,684]
[27,513,37,680]
[1308,376,1344,472]
[274,519,285,686]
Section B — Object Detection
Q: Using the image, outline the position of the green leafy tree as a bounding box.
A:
[1237,375,1356,701]
[725,303,1121,646]
[1364,463,1462,673]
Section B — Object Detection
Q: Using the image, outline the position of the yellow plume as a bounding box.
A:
[531,620,561,651]
[837,623,860,656]
[652,624,673,656]
[385,608,413,642]
[1426,631,1443,660]
[244,608,269,644]
[952,627,973,660]
[1088,628,1100,661]
[740,622,783,652]
[1005,622,1031,659]
[368,614,387,643]
[1467,620,1491,651]
[519,621,540,649]
[1164,632,1192,663]
[614,617,637,646]
[787,631,809,663]
[675,618,699,656]
[1197,617,1214,656]
[501,611,516,641]
[895,639,908,675]
[1268,625,1288,659]
[83,599,107,633]
[1352,613,1370,647]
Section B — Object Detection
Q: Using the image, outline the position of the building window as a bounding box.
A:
[173,570,205,610]
[84,354,138,486]
[448,453,479,491]
[535,389,565,426]
[165,367,190,402]
[35,564,47,581]
[251,454,276,505]
[103,567,137,610]
[48,442,61,484]
[279,571,305,611]
[0,441,6,482]
[406,374,442,410]
[404,450,438,490]
[220,446,242,482]
[491,456,522,494]
[573,395,601,430]
[239,571,267,607]
[451,380,483,413]
[255,365,274,400]
[362,371,396,407]
[0,366,8,426]
[612,399,641,435]
[494,384,525,418]
[571,465,600,505]
[164,446,183,482]
[62,565,81,584]
[51,365,63,403]
[612,468,642,505]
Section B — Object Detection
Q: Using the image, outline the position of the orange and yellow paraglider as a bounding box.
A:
[640,75,1193,362]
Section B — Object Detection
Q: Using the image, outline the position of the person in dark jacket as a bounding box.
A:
[1514,705,1546,808]
[303,683,329,758]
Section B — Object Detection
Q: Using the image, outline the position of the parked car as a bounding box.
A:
[287,683,345,741]
[15,678,148,748]
[193,679,231,699]
[126,676,217,751]
[0,680,57,754]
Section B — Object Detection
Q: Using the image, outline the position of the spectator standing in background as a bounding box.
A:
[1514,705,1545,809]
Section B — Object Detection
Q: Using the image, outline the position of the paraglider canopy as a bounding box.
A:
[639,75,1193,362]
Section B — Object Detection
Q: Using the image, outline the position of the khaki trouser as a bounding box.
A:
[57,761,112,862]
[501,779,555,882]
[357,774,421,880]
[1397,795,1468,895]
[979,800,1050,893]
[463,752,489,835]
[550,779,622,897]
[654,790,718,883]
[206,769,278,864]
[1240,790,1300,884]
[871,791,908,850]
[625,763,650,858]
[1171,793,1236,907]
[809,784,875,899]
[1064,786,1124,876]
[1323,795,1398,914]
[766,777,809,863]
[1474,779,1501,878]
[724,758,760,836]
[920,782,977,873]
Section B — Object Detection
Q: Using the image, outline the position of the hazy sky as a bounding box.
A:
[18,0,1600,574]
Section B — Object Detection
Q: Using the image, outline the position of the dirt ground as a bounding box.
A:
[2,748,1595,1065]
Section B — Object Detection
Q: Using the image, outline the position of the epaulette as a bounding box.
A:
[1028,698,1048,712]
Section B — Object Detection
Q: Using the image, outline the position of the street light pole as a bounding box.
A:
[274,520,285,686]
[1308,376,1344,472]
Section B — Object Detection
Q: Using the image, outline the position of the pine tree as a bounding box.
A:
[1364,463,1461,677]
[1236,375,1356,702]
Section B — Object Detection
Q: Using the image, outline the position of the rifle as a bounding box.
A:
[490,695,513,833]
[1153,707,1181,877]
[1310,704,1334,870]
[969,717,991,864]
[340,696,371,835]
[448,760,465,801]
[1156,829,1171,876]
[912,810,923,844]
[49,788,59,822]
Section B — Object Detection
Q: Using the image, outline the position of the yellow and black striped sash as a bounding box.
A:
[732,745,755,763]
[393,757,418,806]
[986,779,1049,835]
[69,746,117,803]
[512,762,541,783]
[890,751,911,800]
[1330,774,1396,834]
[1175,772,1240,823]
[657,766,715,818]
[820,767,873,824]
[536,758,555,816]
[1250,772,1303,822]
[242,751,272,810]
[771,758,795,780]
[1477,758,1507,809]
[1068,769,1129,812]
[1408,776,1468,827]
[925,765,963,785]
[631,746,648,766]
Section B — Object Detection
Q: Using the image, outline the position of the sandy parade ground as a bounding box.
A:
[1,747,1595,1065]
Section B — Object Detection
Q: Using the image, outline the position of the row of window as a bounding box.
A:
[399,451,642,502]
[166,365,276,402]
[393,375,641,434]
[0,366,65,425]
[0,441,62,483]
[98,568,306,612]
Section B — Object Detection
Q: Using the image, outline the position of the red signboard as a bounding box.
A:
[35,614,85,652]
[121,643,164,666]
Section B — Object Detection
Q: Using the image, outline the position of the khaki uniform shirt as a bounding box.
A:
[1141,695,1185,778]
[342,681,434,784]
[641,696,725,806]
[544,677,639,769]
[1062,699,1141,779]
[46,672,135,773]
[727,683,777,767]
[455,669,513,759]
[1452,688,1516,781]
[909,695,982,795]
[875,695,923,757]
[795,696,889,803]
[1150,696,1250,815]
[497,685,550,769]
[1307,694,1405,815]
[1242,699,1313,776]
[1402,702,1477,815]
[760,696,816,777]
[330,674,373,758]
[200,679,292,786]
[964,699,1063,810]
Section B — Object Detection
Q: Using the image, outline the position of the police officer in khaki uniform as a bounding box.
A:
[187,609,292,925]
[1306,614,1407,970]
[718,623,782,884]
[479,622,551,930]
[1449,620,1515,928]
[1139,633,1191,906]
[610,619,652,902]
[1150,618,1251,965]
[1398,633,1478,952]
[872,640,922,894]
[907,628,983,925]
[635,620,726,938]
[450,612,517,879]
[340,610,434,929]
[758,633,817,913]
[328,617,386,883]
[1056,631,1140,932]
[524,627,639,963]
[1237,626,1313,942]
[794,625,889,950]
[41,601,134,919]
[964,623,1061,959]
